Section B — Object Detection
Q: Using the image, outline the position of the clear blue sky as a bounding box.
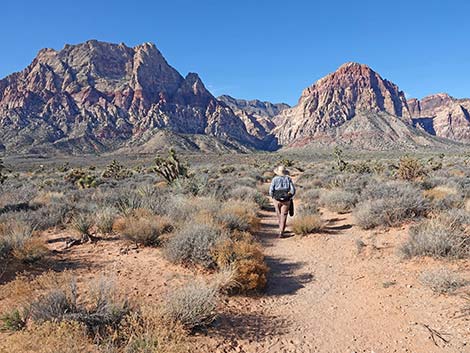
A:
[2,0,470,105]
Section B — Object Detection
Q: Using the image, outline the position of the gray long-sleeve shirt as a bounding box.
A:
[269,175,296,197]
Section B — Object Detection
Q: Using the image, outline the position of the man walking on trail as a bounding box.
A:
[269,165,296,238]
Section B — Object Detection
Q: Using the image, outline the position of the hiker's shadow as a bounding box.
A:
[265,256,314,296]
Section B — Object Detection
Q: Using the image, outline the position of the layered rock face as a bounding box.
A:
[273,62,416,147]
[408,94,470,143]
[218,95,289,148]
[0,40,267,153]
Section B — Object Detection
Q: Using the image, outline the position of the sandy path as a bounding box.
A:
[202,202,469,353]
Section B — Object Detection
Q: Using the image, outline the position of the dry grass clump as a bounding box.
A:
[163,280,218,331]
[94,207,117,234]
[292,214,325,236]
[423,186,458,201]
[216,202,260,232]
[0,219,47,263]
[213,232,268,293]
[319,189,357,213]
[164,222,228,268]
[11,237,48,264]
[420,268,468,294]
[1,271,187,353]
[400,210,469,259]
[0,321,92,353]
[115,210,173,246]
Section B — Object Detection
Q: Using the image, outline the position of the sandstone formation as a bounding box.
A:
[218,95,289,149]
[408,94,470,143]
[0,40,272,154]
[272,63,453,149]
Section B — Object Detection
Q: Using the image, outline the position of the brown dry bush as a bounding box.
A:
[216,202,260,233]
[0,321,93,353]
[213,232,268,293]
[292,214,325,236]
[11,237,48,263]
[115,210,173,246]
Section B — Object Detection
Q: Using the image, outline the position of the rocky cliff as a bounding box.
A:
[0,40,271,153]
[272,63,448,149]
[408,94,470,143]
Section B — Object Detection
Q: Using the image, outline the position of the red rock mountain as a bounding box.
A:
[272,63,442,149]
[0,40,273,153]
[408,94,470,143]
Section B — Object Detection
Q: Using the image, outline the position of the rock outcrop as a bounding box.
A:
[272,63,448,149]
[0,40,270,153]
[408,94,470,143]
[218,95,289,149]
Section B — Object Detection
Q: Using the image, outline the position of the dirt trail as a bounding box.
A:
[204,202,469,353]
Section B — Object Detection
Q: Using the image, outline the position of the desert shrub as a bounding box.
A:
[0,219,35,259]
[71,213,94,242]
[292,214,325,235]
[163,280,217,330]
[423,186,463,210]
[420,268,468,294]
[400,210,469,259]
[12,237,48,264]
[115,307,187,353]
[164,223,227,268]
[229,186,270,210]
[301,188,321,202]
[319,189,357,213]
[396,156,427,181]
[354,183,430,229]
[0,308,27,331]
[213,234,268,293]
[0,321,90,353]
[216,202,260,232]
[28,278,130,337]
[118,211,173,246]
[95,207,117,234]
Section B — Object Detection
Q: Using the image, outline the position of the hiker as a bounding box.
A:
[269,165,296,238]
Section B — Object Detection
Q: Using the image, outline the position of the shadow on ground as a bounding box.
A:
[265,256,314,296]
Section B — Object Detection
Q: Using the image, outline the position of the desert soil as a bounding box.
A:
[1,203,469,353]
[199,204,470,353]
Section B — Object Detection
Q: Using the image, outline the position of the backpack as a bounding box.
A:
[272,189,292,202]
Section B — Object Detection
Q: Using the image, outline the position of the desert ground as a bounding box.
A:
[0,150,469,353]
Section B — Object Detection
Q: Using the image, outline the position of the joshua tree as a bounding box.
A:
[153,149,189,184]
